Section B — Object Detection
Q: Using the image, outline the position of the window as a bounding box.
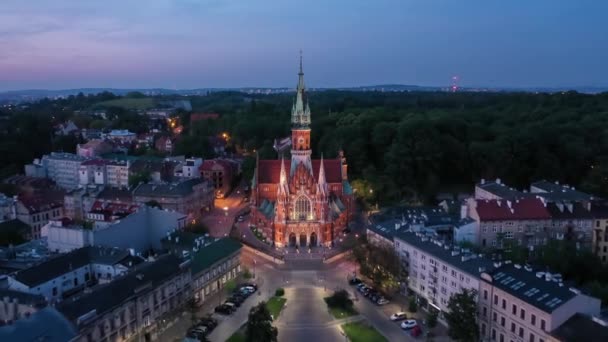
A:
[512,304,517,315]
[530,333,535,342]
[494,294,498,305]
[481,323,487,336]
[52,287,57,296]
[541,319,546,331]
[520,309,526,320]
[511,323,516,333]
[483,306,487,317]
[493,312,497,322]
[294,196,311,219]
[492,329,496,340]
[519,327,524,338]
[531,314,536,325]
[500,333,504,342]
[484,290,488,300]
[501,316,505,327]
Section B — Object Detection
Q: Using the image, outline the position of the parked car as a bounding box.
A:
[349,277,362,285]
[390,312,408,321]
[199,317,217,330]
[342,228,351,235]
[224,302,237,311]
[401,320,418,330]
[225,299,241,307]
[241,286,256,293]
[240,282,258,290]
[410,325,423,337]
[377,298,390,305]
[214,304,233,315]
[237,216,244,222]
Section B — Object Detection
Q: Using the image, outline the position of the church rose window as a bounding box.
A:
[294,196,312,220]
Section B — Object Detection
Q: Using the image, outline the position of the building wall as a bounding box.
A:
[43,224,93,253]
[72,268,191,342]
[192,252,241,305]
[9,264,92,303]
[106,163,129,188]
[394,236,480,315]
[42,153,85,190]
[0,297,41,323]
[593,218,608,263]
[16,202,63,239]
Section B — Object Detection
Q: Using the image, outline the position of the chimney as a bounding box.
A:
[496,178,501,184]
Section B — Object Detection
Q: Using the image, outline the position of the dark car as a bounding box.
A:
[228,296,244,305]
[240,282,258,290]
[214,304,232,315]
[349,277,362,285]
[199,317,217,330]
[342,228,351,235]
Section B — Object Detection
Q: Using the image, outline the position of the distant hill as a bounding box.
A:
[1,85,607,104]
[92,97,158,110]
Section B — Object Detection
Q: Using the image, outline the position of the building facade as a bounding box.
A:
[479,264,601,342]
[41,152,88,190]
[133,179,213,220]
[251,58,354,248]
[16,194,63,239]
[200,159,237,198]
[394,232,493,318]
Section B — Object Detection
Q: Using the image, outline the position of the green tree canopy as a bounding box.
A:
[246,302,278,342]
[445,289,479,342]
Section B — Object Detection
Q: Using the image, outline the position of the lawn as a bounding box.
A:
[93,97,157,110]
[342,322,388,342]
[266,296,287,319]
[226,331,245,342]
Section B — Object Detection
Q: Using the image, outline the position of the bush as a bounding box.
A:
[325,289,353,309]
[242,268,253,279]
[275,288,285,296]
[427,310,438,328]
[409,297,418,313]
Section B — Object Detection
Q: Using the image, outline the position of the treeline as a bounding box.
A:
[189,90,608,203]
[3,90,608,204]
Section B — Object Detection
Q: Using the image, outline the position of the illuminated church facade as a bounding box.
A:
[251,57,354,248]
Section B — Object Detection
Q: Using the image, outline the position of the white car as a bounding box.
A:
[401,319,418,330]
[390,312,407,321]
[377,298,390,305]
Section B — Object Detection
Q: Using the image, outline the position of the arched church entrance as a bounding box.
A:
[299,233,307,247]
[289,233,297,247]
[309,232,317,247]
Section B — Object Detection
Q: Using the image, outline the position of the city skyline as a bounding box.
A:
[1,0,607,91]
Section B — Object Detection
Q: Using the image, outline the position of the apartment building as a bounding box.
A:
[479,264,601,342]
[41,152,88,190]
[56,254,191,342]
[162,233,242,306]
[106,160,129,188]
[200,159,238,198]
[16,193,64,239]
[79,159,108,186]
[394,231,494,317]
[467,198,552,248]
[591,203,608,263]
[7,246,139,303]
[133,179,213,220]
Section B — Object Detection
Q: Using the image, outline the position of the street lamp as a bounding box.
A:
[223,206,229,217]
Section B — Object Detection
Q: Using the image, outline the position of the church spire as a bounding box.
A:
[278,157,289,196]
[291,50,310,128]
[317,154,328,196]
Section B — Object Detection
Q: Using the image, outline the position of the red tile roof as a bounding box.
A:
[476,198,551,221]
[257,159,342,184]
[200,159,235,172]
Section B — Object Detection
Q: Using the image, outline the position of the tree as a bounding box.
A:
[246,302,278,342]
[324,289,354,311]
[444,289,479,342]
[427,310,438,329]
[408,297,417,313]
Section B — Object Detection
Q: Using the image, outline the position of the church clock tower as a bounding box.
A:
[290,52,313,175]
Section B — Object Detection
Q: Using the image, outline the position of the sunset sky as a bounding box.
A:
[1,0,607,90]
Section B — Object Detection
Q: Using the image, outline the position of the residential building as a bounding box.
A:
[7,246,139,303]
[467,197,552,248]
[56,254,190,342]
[135,133,154,149]
[162,233,242,305]
[0,193,16,222]
[155,136,174,154]
[41,152,88,190]
[0,307,77,342]
[86,201,139,223]
[549,313,608,342]
[76,139,113,158]
[182,157,203,178]
[55,120,79,136]
[475,179,526,201]
[530,180,596,202]
[106,129,136,143]
[591,203,608,263]
[200,159,238,198]
[44,206,186,253]
[479,264,601,342]
[16,192,64,239]
[394,231,494,319]
[79,159,108,186]
[133,179,213,220]
[0,287,46,323]
[63,186,102,220]
[106,160,130,188]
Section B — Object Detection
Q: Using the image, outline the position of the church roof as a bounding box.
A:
[257,159,342,184]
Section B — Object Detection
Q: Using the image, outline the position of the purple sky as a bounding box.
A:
[1,0,607,91]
